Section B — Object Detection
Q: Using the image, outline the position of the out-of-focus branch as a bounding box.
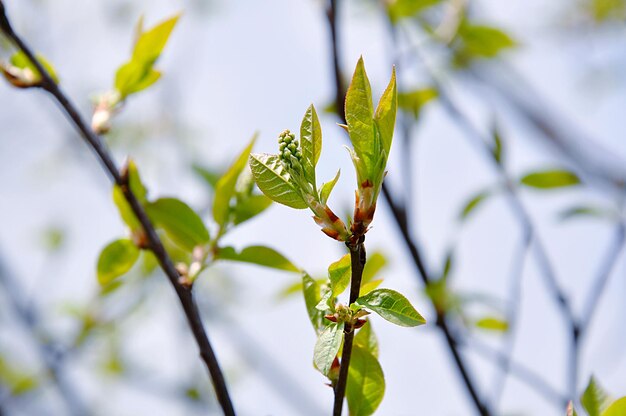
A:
[0,6,235,415]
[324,2,491,414]
[0,253,85,416]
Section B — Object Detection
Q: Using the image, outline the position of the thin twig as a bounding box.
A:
[333,239,366,416]
[323,2,491,414]
[0,7,235,415]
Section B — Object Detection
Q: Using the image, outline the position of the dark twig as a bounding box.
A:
[324,2,490,414]
[0,7,235,415]
[333,239,366,416]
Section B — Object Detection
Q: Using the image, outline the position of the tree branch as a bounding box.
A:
[0,6,235,415]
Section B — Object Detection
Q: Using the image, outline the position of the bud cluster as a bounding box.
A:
[278,130,302,169]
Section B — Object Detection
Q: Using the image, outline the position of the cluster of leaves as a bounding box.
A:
[568,376,626,416]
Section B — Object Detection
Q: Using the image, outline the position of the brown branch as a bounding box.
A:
[324,2,491,414]
[333,239,366,416]
[0,6,235,415]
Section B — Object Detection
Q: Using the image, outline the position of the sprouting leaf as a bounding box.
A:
[356,289,426,327]
[193,164,222,190]
[581,376,610,416]
[319,169,341,205]
[1,50,59,87]
[303,273,324,331]
[475,316,509,332]
[603,397,626,416]
[397,88,438,119]
[97,239,140,286]
[520,169,580,189]
[249,153,308,209]
[374,66,397,157]
[359,279,383,296]
[346,345,385,416]
[216,245,299,272]
[300,104,322,189]
[213,136,257,227]
[126,159,148,202]
[115,14,180,99]
[313,322,343,376]
[362,252,388,283]
[232,194,272,225]
[459,190,491,221]
[387,0,442,23]
[329,254,351,297]
[112,160,147,232]
[354,320,379,358]
[145,198,210,252]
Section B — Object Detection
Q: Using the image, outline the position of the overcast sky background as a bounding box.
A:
[1,0,626,415]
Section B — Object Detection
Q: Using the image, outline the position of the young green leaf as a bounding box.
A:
[213,136,257,227]
[459,190,491,221]
[603,397,626,416]
[356,289,426,327]
[7,50,59,85]
[374,66,397,157]
[300,104,322,188]
[319,169,341,205]
[362,252,387,283]
[132,14,180,65]
[329,254,351,297]
[359,279,384,296]
[346,345,385,416]
[581,376,610,416]
[303,273,324,331]
[475,317,509,332]
[145,198,210,252]
[454,23,516,65]
[232,194,272,225]
[354,320,379,358]
[313,322,343,376]
[397,88,438,119]
[387,0,441,23]
[520,169,580,189]
[216,245,299,272]
[249,153,308,209]
[192,164,222,190]
[97,239,140,286]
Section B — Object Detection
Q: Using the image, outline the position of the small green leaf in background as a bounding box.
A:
[213,136,257,227]
[387,0,442,23]
[216,245,299,272]
[0,357,38,396]
[313,322,343,376]
[459,190,492,221]
[454,22,516,65]
[126,159,148,202]
[112,160,147,232]
[397,88,438,120]
[581,376,610,416]
[559,205,613,222]
[356,289,426,327]
[362,252,388,283]
[491,123,503,164]
[146,198,210,252]
[299,104,322,189]
[303,273,324,331]
[359,279,384,296]
[329,254,351,297]
[232,194,272,225]
[193,164,222,190]
[354,320,379,358]
[475,316,509,333]
[249,153,308,209]
[319,169,341,205]
[97,239,140,286]
[603,397,626,416]
[115,14,180,99]
[346,345,385,416]
[520,169,580,189]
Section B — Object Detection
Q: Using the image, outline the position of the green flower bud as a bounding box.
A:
[278,129,302,169]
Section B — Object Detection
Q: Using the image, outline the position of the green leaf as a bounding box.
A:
[216,245,299,272]
[582,376,610,416]
[603,397,626,416]
[397,88,438,119]
[126,159,147,202]
[388,0,442,23]
[354,320,379,358]
[356,289,426,327]
[0,357,38,396]
[492,123,503,164]
[362,251,387,283]
[520,169,580,189]
[300,104,322,189]
[97,239,140,285]
[459,190,491,221]
[313,322,343,376]
[303,273,324,331]
[9,50,59,84]
[249,153,308,209]
[132,14,180,64]
[359,279,384,296]
[329,254,351,297]
[112,160,147,232]
[319,169,341,205]
[145,198,210,252]
[213,136,257,227]
[193,165,222,190]
[346,345,385,416]
[455,23,516,63]
[374,67,397,157]
[475,316,509,332]
[232,194,272,225]
[345,57,376,176]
